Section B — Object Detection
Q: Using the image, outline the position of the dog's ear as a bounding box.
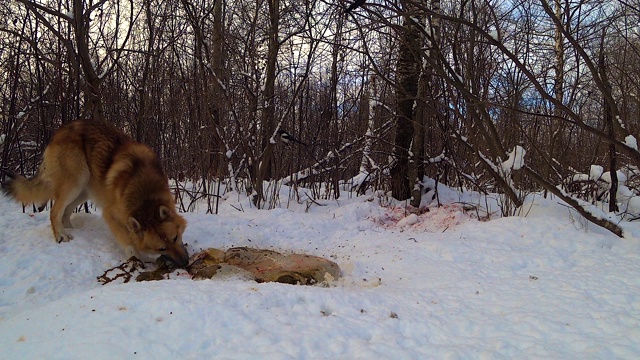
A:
[159,205,171,221]
[127,217,143,234]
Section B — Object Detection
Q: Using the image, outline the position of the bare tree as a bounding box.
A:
[390,1,422,201]
[1,0,639,237]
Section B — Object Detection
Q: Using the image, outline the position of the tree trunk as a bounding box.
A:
[545,0,565,195]
[72,0,104,121]
[599,31,618,212]
[410,0,439,208]
[253,0,280,207]
[391,12,421,201]
[328,10,343,199]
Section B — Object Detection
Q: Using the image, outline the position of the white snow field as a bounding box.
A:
[1,185,639,359]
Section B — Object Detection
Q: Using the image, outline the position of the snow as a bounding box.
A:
[1,185,640,358]
[617,115,626,129]
[590,164,604,180]
[488,29,499,41]
[626,135,638,150]
[396,213,418,230]
[561,161,640,223]
[601,169,627,184]
[429,152,446,163]
[502,145,526,172]
[340,170,370,191]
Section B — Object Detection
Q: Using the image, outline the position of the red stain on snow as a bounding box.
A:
[372,204,472,232]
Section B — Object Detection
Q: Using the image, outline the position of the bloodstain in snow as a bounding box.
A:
[372,204,473,232]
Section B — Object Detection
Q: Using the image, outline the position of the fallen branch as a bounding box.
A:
[523,165,623,237]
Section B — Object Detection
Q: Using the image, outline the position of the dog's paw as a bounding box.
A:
[56,232,73,243]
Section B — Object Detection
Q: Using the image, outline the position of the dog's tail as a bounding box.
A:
[1,168,52,206]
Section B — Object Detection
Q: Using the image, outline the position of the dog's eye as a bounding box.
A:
[158,247,167,252]
[172,236,178,244]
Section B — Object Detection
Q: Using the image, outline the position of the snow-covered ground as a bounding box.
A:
[1,185,639,359]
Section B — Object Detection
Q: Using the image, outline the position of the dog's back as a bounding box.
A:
[6,120,136,208]
[50,121,169,208]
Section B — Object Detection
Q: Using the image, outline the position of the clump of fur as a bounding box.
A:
[3,169,52,206]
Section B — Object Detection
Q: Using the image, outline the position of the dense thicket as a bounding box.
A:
[1,0,639,234]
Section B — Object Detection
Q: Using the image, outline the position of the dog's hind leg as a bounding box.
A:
[46,148,90,243]
[62,191,88,228]
[50,178,88,242]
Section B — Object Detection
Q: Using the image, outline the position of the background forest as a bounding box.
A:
[1,0,639,236]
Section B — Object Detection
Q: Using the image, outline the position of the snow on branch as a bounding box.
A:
[565,163,640,221]
[454,133,523,208]
[501,146,526,173]
[524,166,624,238]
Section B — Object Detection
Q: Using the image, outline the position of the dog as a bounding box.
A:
[2,119,189,267]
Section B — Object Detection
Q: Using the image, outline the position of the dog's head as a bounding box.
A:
[127,205,189,267]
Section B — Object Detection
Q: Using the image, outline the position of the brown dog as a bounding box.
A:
[2,119,189,267]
